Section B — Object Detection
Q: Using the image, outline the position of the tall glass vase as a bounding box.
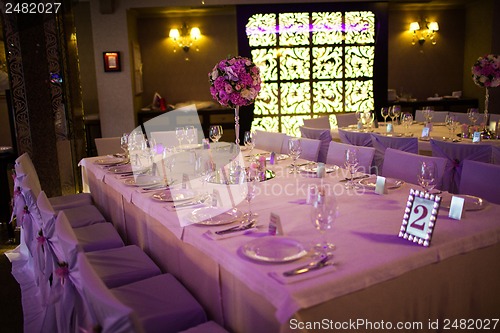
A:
[234,105,240,145]
[483,87,491,138]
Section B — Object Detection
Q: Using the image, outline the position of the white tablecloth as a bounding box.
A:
[81,150,500,333]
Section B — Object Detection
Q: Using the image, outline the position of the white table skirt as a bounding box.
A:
[81,152,500,333]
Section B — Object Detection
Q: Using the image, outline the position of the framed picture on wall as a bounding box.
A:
[103,51,121,72]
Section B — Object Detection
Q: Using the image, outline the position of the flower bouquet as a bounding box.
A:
[209,56,261,144]
[471,54,500,137]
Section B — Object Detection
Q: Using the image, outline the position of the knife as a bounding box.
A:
[338,174,369,183]
[215,221,255,235]
[283,255,334,277]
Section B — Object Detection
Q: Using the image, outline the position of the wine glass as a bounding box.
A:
[209,125,223,144]
[310,190,338,258]
[423,107,434,123]
[417,161,437,193]
[467,108,479,126]
[362,111,375,131]
[243,169,259,222]
[175,127,186,147]
[401,113,414,136]
[389,105,401,125]
[120,133,129,158]
[380,107,390,125]
[344,148,359,189]
[244,131,255,154]
[445,114,458,140]
[288,138,302,174]
[185,126,197,146]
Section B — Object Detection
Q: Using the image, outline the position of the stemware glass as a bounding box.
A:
[310,190,338,258]
[362,110,375,131]
[380,107,390,125]
[120,133,129,158]
[445,114,458,140]
[288,138,302,174]
[244,131,255,154]
[209,125,223,144]
[185,126,197,146]
[344,148,359,189]
[243,169,259,222]
[417,161,437,193]
[401,113,414,136]
[467,108,479,126]
[175,127,186,147]
[423,107,434,123]
[389,105,401,125]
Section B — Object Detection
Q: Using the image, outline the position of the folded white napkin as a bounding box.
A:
[203,227,258,240]
[268,262,336,284]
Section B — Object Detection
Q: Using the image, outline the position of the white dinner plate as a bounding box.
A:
[186,207,243,226]
[440,194,487,211]
[358,176,404,189]
[124,175,163,187]
[151,189,196,202]
[299,164,338,174]
[241,237,308,263]
[95,157,126,165]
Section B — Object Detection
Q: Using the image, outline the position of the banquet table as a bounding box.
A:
[80,147,500,333]
[331,122,500,152]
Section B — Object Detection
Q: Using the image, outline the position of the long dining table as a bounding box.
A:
[80,146,500,333]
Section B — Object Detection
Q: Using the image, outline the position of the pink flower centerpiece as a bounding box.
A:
[209,56,261,144]
[471,54,500,134]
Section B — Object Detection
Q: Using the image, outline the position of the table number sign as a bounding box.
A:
[472,131,481,143]
[399,189,441,247]
[421,126,430,139]
[448,196,465,220]
[386,123,394,133]
[375,176,388,195]
[269,212,283,236]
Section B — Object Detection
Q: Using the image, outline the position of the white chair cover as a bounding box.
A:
[431,111,449,123]
[299,126,332,163]
[448,112,470,125]
[370,133,418,175]
[325,141,375,174]
[430,139,492,193]
[492,146,500,165]
[254,130,287,153]
[335,113,358,128]
[85,245,161,288]
[48,193,93,211]
[303,116,331,129]
[95,137,122,156]
[414,110,426,122]
[72,223,125,252]
[459,160,500,205]
[150,131,180,148]
[381,148,448,190]
[111,274,207,333]
[338,128,372,147]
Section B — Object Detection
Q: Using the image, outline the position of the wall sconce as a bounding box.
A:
[409,19,439,45]
[169,23,201,54]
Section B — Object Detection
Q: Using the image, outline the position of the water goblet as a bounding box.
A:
[209,125,223,144]
[310,190,338,258]
[243,169,259,222]
[445,114,458,140]
[389,105,401,125]
[288,138,302,174]
[185,126,197,146]
[244,131,255,154]
[401,113,414,136]
[120,133,129,158]
[417,161,437,193]
[381,107,390,125]
[175,127,186,147]
[467,108,479,126]
[344,148,359,189]
[362,111,375,131]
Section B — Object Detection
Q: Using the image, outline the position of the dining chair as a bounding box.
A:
[458,160,500,204]
[448,112,470,125]
[370,133,418,175]
[381,148,448,190]
[430,139,492,193]
[337,128,372,147]
[95,137,122,156]
[15,152,94,210]
[302,115,331,129]
[254,130,287,153]
[325,141,375,174]
[492,146,500,165]
[414,110,426,122]
[335,112,358,128]
[431,111,449,123]
[299,126,332,163]
[76,250,208,333]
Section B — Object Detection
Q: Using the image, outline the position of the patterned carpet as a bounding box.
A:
[0,223,23,332]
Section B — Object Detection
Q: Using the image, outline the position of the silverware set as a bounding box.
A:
[215,221,256,235]
[283,254,334,277]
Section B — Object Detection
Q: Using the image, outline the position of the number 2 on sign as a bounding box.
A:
[409,204,428,231]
